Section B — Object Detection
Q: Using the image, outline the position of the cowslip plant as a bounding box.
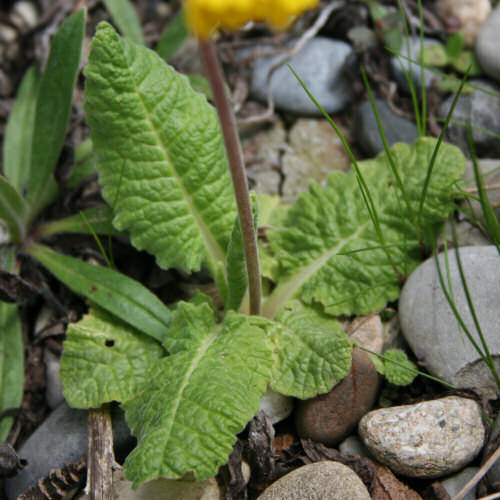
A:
[19,19,469,486]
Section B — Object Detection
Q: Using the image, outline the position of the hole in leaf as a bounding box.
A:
[105,339,115,347]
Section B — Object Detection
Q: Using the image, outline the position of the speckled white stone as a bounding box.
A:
[257,461,371,500]
[358,396,485,478]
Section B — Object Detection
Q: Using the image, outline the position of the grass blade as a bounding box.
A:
[417,67,470,226]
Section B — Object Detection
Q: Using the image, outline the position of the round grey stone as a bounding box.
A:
[359,396,485,478]
[476,5,500,83]
[354,98,419,157]
[338,435,371,458]
[257,461,371,499]
[441,467,479,500]
[437,78,500,157]
[251,37,353,115]
[399,245,500,397]
[390,37,442,94]
[5,402,135,499]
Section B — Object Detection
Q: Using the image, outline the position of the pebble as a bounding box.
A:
[257,460,371,499]
[281,118,351,203]
[260,387,293,424]
[251,37,353,115]
[354,99,419,157]
[338,435,371,458]
[437,78,500,158]
[476,4,500,83]
[294,349,379,446]
[43,349,64,409]
[441,466,479,500]
[436,0,491,46]
[486,413,500,490]
[463,158,500,222]
[243,120,285,196]
[347,315,384,354]
[399,245,500,397]
[5,402,135,499]
[78,469,220,500]
[390,37,442,94]
[358,396,485,478]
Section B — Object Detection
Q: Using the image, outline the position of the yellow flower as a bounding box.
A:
[184,0,320,39]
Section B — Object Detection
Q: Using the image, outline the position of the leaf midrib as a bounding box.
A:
[262,220,371,318]
[127,51,226,272]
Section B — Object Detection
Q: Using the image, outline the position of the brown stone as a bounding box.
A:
[294,348,379,446]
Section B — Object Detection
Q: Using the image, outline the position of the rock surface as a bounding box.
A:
[436,0,491,46]
[260,387,293,424]
[347,315,384,354]
[281,118,351,203]
[441,466,479,500]
[6,403,135,499]
[399,245,500,397]
[78,470,220,500]
[243,120,285,196]
[390,37,442,93]
[257,461,371,499]
[251,37,353,115]
[294,348,379,446]
[437,79,500,157]
[354,99,419,157]
[358,396,485,478]
[476,4,500,83]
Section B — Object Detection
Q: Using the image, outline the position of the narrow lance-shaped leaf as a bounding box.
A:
[27,244,172,342]
[0,249,24,441]
[263,138,465,318]
[27,9,86,219]
[102,0,144,45]
[0,175,29,243]
[123,302,273,485]
[84,23,236,274]
[3,65,40,193]
[61,307,165,408]
[155,10,188,61]
[35,205,120,238]
[226,191,258,311]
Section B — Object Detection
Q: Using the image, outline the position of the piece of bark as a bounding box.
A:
[372,461,423,500]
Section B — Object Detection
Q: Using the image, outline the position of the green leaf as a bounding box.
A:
[0,250,24,441]
[66,139,98,189]
[253,302,352,399]
[3,65,40,193]
[155,10,188,61]
[123,302,273,484]
[0,175,29,242]
[226,192,258,311]
[27,244,172,342]
[27,9,86,218]
[36,205,120,237]
[84,23,236,274]
[61,307,165,408]
[419,43,449,67]
[383,349,417,386]
[446,33,465,60]
[263,138,465,318]
[102,0,144,45]
[452,50,483,76]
